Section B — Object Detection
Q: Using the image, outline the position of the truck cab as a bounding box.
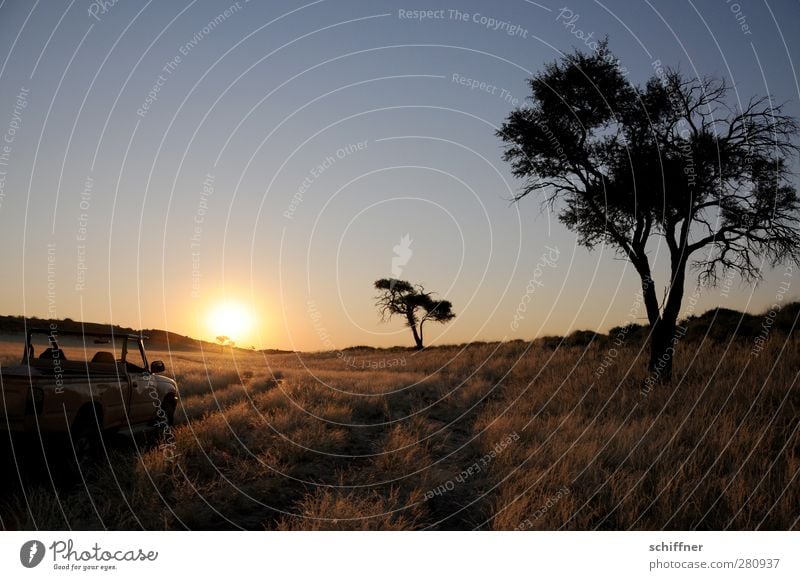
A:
[1,329,178,440]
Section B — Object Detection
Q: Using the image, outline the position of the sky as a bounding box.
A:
[0,0,798,350]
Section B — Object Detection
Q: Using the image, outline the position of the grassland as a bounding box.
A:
[0,331,798,530]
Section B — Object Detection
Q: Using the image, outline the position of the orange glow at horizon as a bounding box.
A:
[206,301,255,346]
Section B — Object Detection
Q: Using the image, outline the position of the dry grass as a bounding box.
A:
[1,333,797,530]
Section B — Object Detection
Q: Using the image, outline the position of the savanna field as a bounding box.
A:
[0,329,798,531]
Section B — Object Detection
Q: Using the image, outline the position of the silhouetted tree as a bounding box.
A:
[374,278,455,349]
[498,41,800,381]
[216,335,229,353]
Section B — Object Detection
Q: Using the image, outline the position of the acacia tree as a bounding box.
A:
[498,42,800,380]
[374,278,455,349]
[216,335,230,353]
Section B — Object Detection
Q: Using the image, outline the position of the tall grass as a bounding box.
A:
[1,334,797,530]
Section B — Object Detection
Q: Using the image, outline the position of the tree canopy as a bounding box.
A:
[498,40,800,379]
[374,278,455,349]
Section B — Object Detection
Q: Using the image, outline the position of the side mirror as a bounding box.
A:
[150,360,165,373]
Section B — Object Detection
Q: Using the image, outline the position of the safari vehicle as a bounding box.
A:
[0,329,178,472]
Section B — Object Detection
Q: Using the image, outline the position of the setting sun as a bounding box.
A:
[207,301,253,344]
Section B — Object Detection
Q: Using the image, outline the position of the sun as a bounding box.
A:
[207,301,253,343]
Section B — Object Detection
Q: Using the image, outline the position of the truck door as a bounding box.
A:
[124,337,158,425]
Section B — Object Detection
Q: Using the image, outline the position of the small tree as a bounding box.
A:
[498,41,800,381]
[374,278,455,349]
[216,335,229,353]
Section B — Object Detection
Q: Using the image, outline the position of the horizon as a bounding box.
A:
[1,0,798,350]
[0,294,793,353]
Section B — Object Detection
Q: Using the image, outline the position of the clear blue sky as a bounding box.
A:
[0,0,798,350]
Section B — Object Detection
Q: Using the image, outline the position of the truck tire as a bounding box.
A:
[162,395,177,427]
[65,407,103,481]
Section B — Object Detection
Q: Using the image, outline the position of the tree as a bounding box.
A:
[497,41,800,381]
[216,335,230,352]
[374,278,455,349]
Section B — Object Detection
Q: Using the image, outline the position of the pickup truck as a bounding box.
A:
[0,329,178,473]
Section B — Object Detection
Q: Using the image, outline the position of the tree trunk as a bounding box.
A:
[649,318,677,381]
[639,270,661,329]
[410,325,423,349]
[648,258,687,382]
[635,263,665,373]
[407,312,423,349]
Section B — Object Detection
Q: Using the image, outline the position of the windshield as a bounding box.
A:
[25,331,147,374]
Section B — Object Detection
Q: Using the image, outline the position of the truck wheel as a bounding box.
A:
[67,413,102,480]
[162,395,177,427]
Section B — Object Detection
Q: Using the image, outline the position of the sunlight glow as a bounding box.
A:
[207,301,253,343]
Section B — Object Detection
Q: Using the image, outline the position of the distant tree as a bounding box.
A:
[374,278,455,349]
[216,335,229,352]
[497,41,800,381]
